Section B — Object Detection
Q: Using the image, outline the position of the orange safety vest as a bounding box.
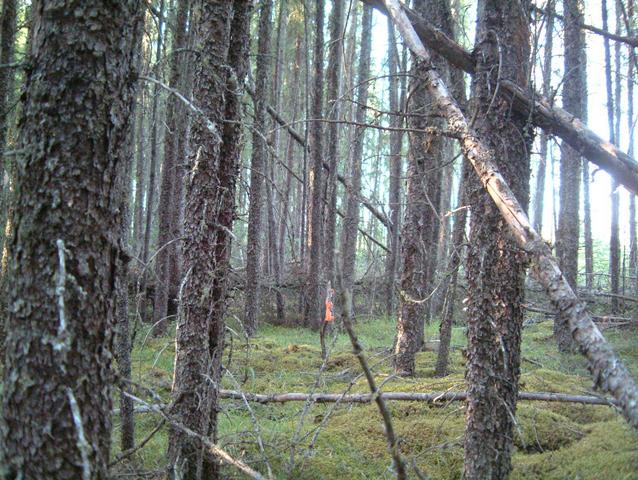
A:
[324,297,335,322]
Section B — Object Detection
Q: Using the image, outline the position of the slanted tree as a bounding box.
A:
[168,1,252,477]
[555,0,587,350]
[244,0,274,336]
[0,1,142,477]
[463,0,531,477]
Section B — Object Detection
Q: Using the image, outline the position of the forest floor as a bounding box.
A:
[114,313,638,479]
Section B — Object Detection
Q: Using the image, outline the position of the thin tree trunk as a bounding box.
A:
[323,0,345,287]
[140,0,166,323]
[384,20,403,317]
[0,2,142,476]
[244,0,273,337]
[303,0,326,330]
[341,5,373,321]
[394,0,451,376]
[533,0,554,234]
[152,0,190,336]
[168,1,252,478]
[555,0,587,350]
[133,86,147,256]
[628,1,637,292]
[609,0,622,313]
[0,0,17,212]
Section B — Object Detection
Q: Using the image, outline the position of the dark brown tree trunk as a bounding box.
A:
[133,87,147,256]
[384,20,403,317]
[0,0,17,206]
[168,1,252,478]
[555,0,586,351]
[628,1,637,291]
[244,0,273,337]
[394,0,450,376]
[463,0,531,477]
[533,0,554,234]
[0,1,142,477]
[323,0,344,286]
[341,5,373,320]
[303,0,326,329]
[152,0,190,336]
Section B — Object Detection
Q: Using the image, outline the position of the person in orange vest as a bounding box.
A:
[320,284,335,359]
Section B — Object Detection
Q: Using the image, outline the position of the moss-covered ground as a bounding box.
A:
[113,316,638,479]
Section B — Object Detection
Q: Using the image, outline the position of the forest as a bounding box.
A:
[2,0,638,478]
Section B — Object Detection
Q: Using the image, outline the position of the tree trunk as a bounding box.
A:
[323,0,345,286]
[303,0,326,330]
[0,2,142,477]
[133,86,146,257]
[341,4,373,320]
[533,0,554,234]
[394,0,451,376]
[463,1,531,477]
[0,0,17,210]
[555,0,587,351]
[628,1,637,292]
[384,20,403,317]
[167,1,252,478]
[152,0,190,336]
[244,0,273,337]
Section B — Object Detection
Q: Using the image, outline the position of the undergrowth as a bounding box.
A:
[112,316,638,479]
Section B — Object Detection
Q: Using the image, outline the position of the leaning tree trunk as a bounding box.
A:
[555,0,587,351]
[244,0,273,337]
[341,4,373,320]
[303,0,326,330]
[463,1,531,477]
[394,0,450,376]
[0,1,142,477]
[167,1,252,478]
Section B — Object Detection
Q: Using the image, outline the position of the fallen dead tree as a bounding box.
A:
[220,389,617,407]
[382,0,638,430]
[363,0,638,196]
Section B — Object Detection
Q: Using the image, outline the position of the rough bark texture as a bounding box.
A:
[555,0,586,351]
[533,0,553,234]
[394,0,451,376]
[168,1,251,478]
[0,2,142,478]
[152,0,190,336]
[384,0,638,438]
[0,0,17,201]
[323,0,344,286]
[463,1,531,477]
[303,0,325,329]
[384,20,403,316]
[341,5,373,319]
[244,0,273,336]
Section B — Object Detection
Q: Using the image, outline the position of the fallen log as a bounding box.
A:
[362,0,638,196]
[383,0,638,431]
[219,389,618,407]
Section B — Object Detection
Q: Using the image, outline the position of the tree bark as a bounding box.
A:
[394,0,452,376]
[462,2,531,476]
[0,0,17,209]
[0,2,142,477]
[152,0,190,336]
[384,20,403,317]
[628,1,637,292]
[384,0,638,435]
[303,0,326,330]
[244,0,273,337]
[341,4,373,320]
[168,1,252,478]
[323,0,345,286]
[555,0,587,351]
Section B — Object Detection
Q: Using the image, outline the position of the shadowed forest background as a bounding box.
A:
[1,0,638,478]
